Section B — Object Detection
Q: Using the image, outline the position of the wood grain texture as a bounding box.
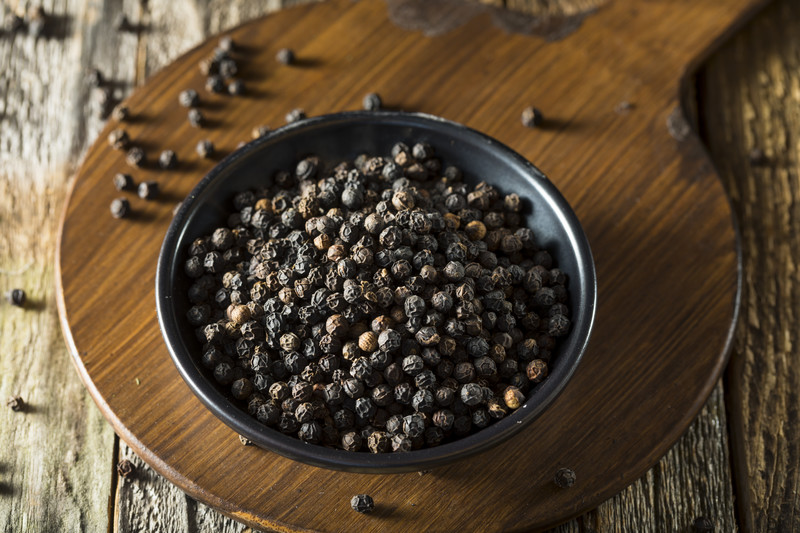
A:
[698,1,800,530]
[55,0,746,531]
[0,0,146,530]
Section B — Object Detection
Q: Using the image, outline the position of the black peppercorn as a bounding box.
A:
[554,467,576,488]
[188,108,205,128]
[158,150,177,169]
[110,197,131,219]
[350,494,375,513]
[205,75,224,93]
[113,173,135,191]
[196,139,215,158]
[285,108,306,124]
[218,58,237,79]
[112,104,130,122]
[521,106,544,128]
[362,92,382,111]
[179,89,199,108]
[692,517,714,533]
[276,48,295,65]
[126,146,145,167]
[108,128,130,150]
[6,394,24,412]
[137,181,159,200]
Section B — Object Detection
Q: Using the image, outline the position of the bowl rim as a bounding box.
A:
[156,110,597,473]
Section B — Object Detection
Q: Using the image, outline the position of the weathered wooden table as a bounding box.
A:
[0,0,797,531]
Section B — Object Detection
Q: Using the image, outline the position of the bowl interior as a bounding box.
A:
[157,111,596,473]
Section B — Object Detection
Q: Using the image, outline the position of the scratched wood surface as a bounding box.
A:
[0,0,789,532]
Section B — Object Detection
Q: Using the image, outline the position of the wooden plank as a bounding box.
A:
[0,0,143,531]
[697,0,800,530]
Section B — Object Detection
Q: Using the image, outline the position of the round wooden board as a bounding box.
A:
[57,0,752,531]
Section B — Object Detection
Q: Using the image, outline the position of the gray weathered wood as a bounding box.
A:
[699,0,800,530]
[0,0,141,531]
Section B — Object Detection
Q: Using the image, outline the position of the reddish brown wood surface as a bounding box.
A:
[56,0,755,530]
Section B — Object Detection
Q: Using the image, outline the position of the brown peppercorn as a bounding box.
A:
[465,220,487,240]
[227,304,251,325]
[254,198,272,212]
[503,385,525,409]
[278,287,295,305]
[359,331,378,352]
[504,193,522,212]
[526,359,548,383]
[371,315,393,333]
[280,332,301,351]
[392,191,415,211]
[443,213,460,230]
[326,314,349,337]
[314,233,333,250]
[327,244,347,262]
[116,459,135,478]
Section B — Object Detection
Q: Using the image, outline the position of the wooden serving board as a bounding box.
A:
[56,0,761,530]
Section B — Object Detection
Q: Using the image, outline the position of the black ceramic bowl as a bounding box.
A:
[156,111,596,473]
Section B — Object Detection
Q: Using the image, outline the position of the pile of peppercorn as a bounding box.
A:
[183,141,571,453]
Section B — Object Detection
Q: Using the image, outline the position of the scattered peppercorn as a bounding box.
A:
[125,146,144,167]
[228,79,245,96]
[554,467,576,488]
[182,140,571,452]
[521,106,544,128]
[158,150,177,169]
[188,108,205,128]
[116,459,135,478]
[27,6,46,38]
[362,92,382,111]
[114,13,132,32]
[350,494,374,514]
[7,288,26,308]
[108,128,130,150]
[285,108,306,124]
[276,48,295,65]
[196,139,215,159]
[113,173,135,191]
[692,517,714,533]
[137,181,159,200]
[748,147,766,166]
[110,197,130,219]
[112,104,130,122]
[205,75,224,93]
[6,394,24,411]
[252,125,270,139]
[179,89,199,108]
[86,67,104,87]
